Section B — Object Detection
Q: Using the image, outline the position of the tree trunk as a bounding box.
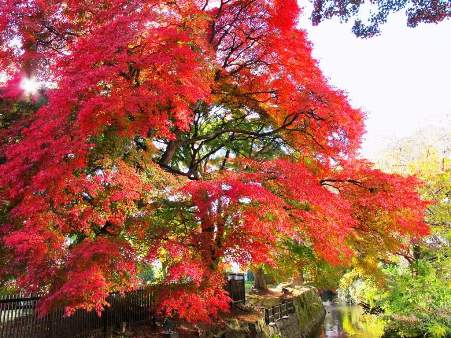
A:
[291,269,304,286]
[159,131,181,166]
[160,140,179,165]
[253,267,268,291]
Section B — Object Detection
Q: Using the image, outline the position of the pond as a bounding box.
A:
[310,301,385,338]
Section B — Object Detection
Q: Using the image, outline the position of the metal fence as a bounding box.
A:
[226,273,246,305]
[264,299,295,324]
[0,288,153,338]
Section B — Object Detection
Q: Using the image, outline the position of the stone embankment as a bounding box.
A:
[202,286,325,338]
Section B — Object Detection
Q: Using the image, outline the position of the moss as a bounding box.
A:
[202,286,325,338]
[291,287,325,334]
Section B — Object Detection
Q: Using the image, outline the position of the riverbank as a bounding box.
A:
[200,285,325,338]
[84,286,326,337]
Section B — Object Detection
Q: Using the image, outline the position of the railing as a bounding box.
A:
[0,288,153,338]
[226,273,246,305]
[0,273,246,337]
[263,299,295,324]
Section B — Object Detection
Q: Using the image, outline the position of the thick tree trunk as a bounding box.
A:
[291,269,304,286]
[159,131,182,166]
[160,140,179,165]
[253,267,268,291]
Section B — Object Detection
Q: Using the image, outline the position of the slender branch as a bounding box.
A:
[156,161,199,180]
[184,113,299,144]
[320,178,375,192]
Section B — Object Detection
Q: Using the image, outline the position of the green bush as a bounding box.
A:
[381,261,450,337]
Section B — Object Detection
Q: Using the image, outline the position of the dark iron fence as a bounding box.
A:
[225,273,246,305]
[264,299,295,324]
[0,288,153,338]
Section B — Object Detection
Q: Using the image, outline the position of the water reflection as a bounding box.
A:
[311,302,385,338]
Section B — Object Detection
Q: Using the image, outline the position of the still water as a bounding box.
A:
[311,302,385,338]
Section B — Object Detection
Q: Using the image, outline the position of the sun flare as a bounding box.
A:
[20,77,40,95]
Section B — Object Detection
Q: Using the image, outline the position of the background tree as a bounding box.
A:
[377,127,450,269]
[340,128,450,337]
[311,0,451,37]
[270,238,346,290]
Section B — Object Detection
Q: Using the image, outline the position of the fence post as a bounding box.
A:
[47,312,53,338]
[102,311,107,337]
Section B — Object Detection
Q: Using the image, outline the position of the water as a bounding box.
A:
[311,301,385,338]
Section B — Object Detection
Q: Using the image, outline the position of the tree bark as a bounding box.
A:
[291,269,304,286]
[253,267,268,291]
[160,140,179,166]
[159,130,182,166]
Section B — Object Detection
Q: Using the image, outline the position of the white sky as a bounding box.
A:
[298,6,451,160]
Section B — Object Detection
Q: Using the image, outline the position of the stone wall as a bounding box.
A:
[202,286,325,338]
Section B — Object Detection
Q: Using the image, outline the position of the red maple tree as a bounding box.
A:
[0,0,428,322]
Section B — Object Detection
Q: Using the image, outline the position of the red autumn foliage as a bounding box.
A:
[0,0,428,322]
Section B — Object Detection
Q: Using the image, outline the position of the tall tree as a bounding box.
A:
[377,130,450,268]
[0,0,428,322]
[340,133,450,337]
